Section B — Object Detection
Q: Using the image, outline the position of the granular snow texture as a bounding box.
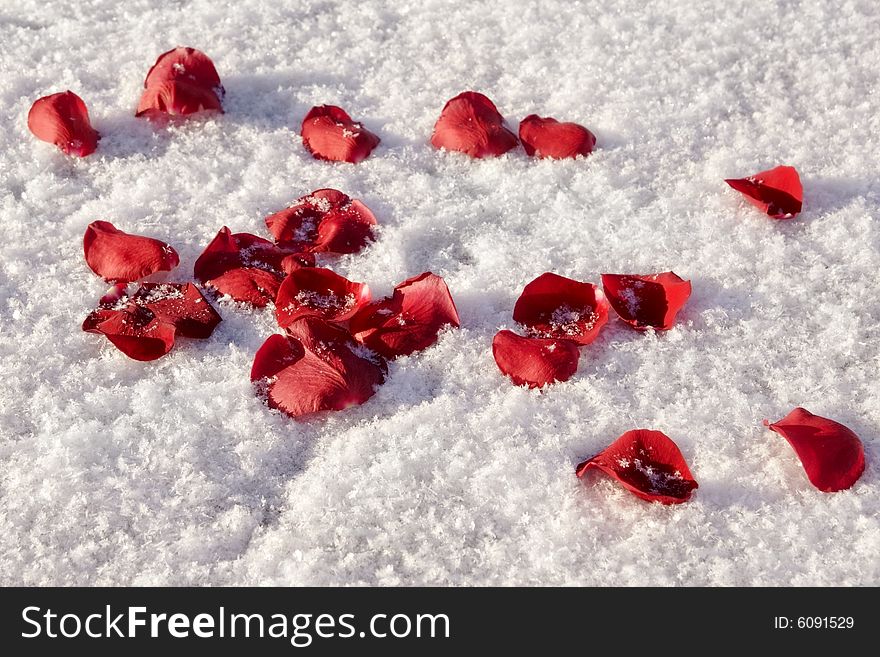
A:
[1,0,879,586]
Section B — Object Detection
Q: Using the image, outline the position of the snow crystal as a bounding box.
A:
[292,290,355,313]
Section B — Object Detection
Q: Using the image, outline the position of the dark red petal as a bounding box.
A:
[601,272,691,331]
[300,105,380,163]
[99,283,129,306]
[83,221,179,283]
[194,227,298,306]
[86,303,176,361]
[28,91,100,157]
[492,330,579,388]
[576,429,698,504]
[280,252,317,274]
[275,267,370,328]
[518,114,596,159]
[764,408,865,492]
[83,284,130,332]
[265,189,377,255]
[430,91,518,158]
[137,47,224,118]
[82,307,119,333]
[207,268,282,307]
[132,282,221,339]
[251,318,386,418]
[512,272,609,345]
[724,165,803,219]
[350,272,460,358]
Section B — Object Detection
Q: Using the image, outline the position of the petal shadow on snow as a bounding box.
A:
[90,111,174,160]
[222,71,369,131]
[802,175,879,216]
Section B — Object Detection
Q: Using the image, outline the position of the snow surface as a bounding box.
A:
[1,0,879,586]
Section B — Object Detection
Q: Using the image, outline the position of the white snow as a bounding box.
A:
[1,0,879,586]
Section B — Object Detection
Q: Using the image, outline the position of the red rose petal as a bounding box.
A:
[518,114,596,159]
[764,407,866,492]
[724,165,803,219]
[206,268,283,306]
[137,82,223,118]
[513,273,609,345]
[83,282,220,360]
[84,302,176,362]
[251,318,386,418]
[265,188,377,255]
[194,227,312,306]
[576,429,698,504]
[84,221,179,283]
[275,267,370,328]
[143,46,222,90]
[136,47,224,118]
[300,105,380,163]
[28,91,100,157]
[349,272,460,358]
[492,330,580,388]
[601,272,691,331]
[430,91,518,158]
[132,282,222,339]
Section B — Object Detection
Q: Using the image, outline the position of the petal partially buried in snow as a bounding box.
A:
[492,330,579,388]
[265,188,378,255]
[724,165,803,219]
[430,91,518,158]
[601,272,691,331]
[576,429,698,504]
[300,105,380,163]
[28,90,100,157]
[86,303,177,362]
[84,221,179,283]
[275,267,371,328]
[136,46,224,118]
[349,272,460,358]
[518,114,596,159]
[513,272,609,345]
[251,318,386,418]
[764,407,865,492]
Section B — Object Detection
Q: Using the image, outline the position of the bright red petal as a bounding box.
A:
[492,330,579,388]
[136,81,223,118]
[601,272,691,330]
[133,282,221,339]
[724,165,803,219]
[264,189,377,255]
[251,318,386,418]
[143,47,222,90]
[300,105,380,163]
[518,114,596,159]
[430,91,518,158]
[275,267,370,328]
[194,227,308,306]
[28,91,100,157]
[83,220,179,283]
[764,408,865,492]
[513,273,609,345]
[136,47,224,118]
[86,303,176,361]
[350,272,460,358]
[576,429,698,504]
